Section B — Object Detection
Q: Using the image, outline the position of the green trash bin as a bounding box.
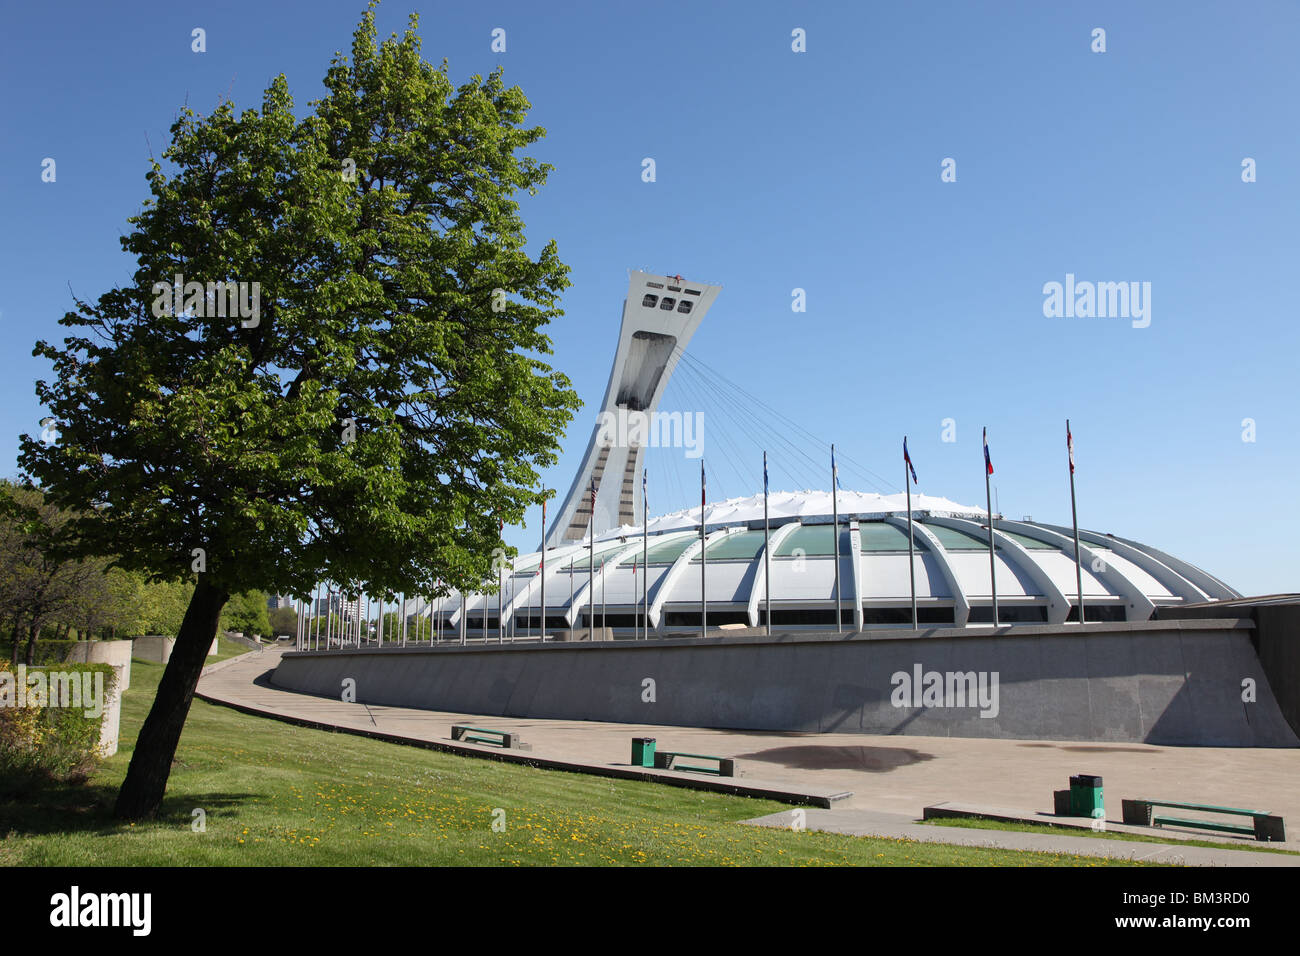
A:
[631,737,656,768]
[1069,774,1104,818]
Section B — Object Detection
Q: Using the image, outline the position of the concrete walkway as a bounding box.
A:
[741,807,1299,866]
[197,648,1300,866]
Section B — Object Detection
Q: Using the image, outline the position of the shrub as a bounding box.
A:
[0,661,116,797]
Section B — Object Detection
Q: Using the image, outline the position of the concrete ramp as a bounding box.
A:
[271,619,1298,747]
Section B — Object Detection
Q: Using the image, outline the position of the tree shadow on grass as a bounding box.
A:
[0,781,259,838]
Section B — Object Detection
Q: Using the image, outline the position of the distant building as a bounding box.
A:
[313,595,359,619]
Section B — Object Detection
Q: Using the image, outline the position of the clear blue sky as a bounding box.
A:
[2,1,1297,595]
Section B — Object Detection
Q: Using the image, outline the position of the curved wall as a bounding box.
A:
[272,619,1297,747]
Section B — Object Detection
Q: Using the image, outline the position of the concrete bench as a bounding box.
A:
[1122,798,1285,842]
[450,725,531,751]
[653,750,735,777]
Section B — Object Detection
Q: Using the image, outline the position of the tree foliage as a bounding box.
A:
[221,591,271,637]
[20,6,576,606]
[17,3,578,817]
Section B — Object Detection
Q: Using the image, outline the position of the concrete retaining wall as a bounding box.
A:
[1162,596,1300,741]
[97,677,121,758]
[133,635,175,663]
[271,619,1298,747]
[64,640,132,691]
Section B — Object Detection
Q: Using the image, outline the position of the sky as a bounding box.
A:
[2,1,1298,595]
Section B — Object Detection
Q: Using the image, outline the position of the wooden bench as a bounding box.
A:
[1122,798,1285,842]
[450,725,531,751]
[652,750,735,777]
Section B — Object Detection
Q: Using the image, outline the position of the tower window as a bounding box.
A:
[642,294,659,308]
[659,297,676,310]
[677,300,693,314]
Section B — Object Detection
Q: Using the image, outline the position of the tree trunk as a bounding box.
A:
[114,577,229,820]
[8,612,20,665]
[24,622,41,666]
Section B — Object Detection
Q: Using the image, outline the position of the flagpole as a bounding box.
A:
[905,438,917,630]
[984,427,998,627]
[327,588,334,648]
[700,459,707,639]
[1068,419,1084,625]
[540,492,547,641]
[763,451,771,637]
[642,469,648,640]
[588,479,595,640]
[832,445,842,633]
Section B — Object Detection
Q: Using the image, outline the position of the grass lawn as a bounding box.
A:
[0,651,1159,867]
[922,816,1299,856]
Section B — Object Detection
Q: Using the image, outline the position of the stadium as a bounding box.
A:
[424,270,1238,640]
[276,270,1296,748]
[433,489,1240,639]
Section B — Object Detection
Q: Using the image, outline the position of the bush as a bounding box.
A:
[0,661,116,798]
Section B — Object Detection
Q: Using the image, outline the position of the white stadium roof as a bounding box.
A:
[425,488,1240,635]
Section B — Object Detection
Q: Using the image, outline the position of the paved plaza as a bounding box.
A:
[197,648,1300,865]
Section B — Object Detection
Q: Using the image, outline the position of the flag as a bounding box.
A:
[701,460,706,509]
[763,452,769,495]
[831,446,841,489]
[1067,422,1075,475]
[642,468,647,516]
[903,437,918,485]
[983,427,994,476]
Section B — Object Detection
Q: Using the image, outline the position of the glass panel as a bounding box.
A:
[696,530,767,561]
[859,522,917,552]
[774,524,852,557]
[1000,530,1058,550]
[560,542,634,571]
[641,534,698,565]
[923,523,994,550]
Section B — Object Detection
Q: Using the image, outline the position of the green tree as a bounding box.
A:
[20,4,578,818]
[135,578,194,638]
[268,605,299,637]
[221,591,271,637]
[0,481,104,664]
